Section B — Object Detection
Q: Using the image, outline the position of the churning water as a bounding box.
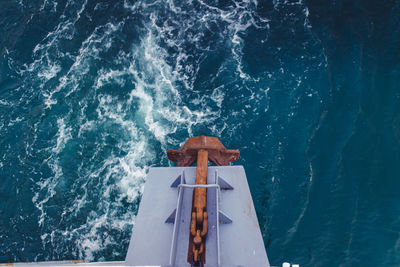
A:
[1,0,400,266]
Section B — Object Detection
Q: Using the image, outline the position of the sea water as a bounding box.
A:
[0,0,399,266]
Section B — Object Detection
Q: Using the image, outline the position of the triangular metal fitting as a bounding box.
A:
[218,176,234,190]
[219,210,232,224]
[165,209,176,223]
[170,174,182,188]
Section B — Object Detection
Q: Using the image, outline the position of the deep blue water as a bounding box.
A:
[1,0,400,265]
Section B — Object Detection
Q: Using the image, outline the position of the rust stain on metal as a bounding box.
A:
[72,260,86,264]
[167,136,239,266]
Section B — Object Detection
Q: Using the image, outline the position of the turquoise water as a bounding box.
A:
[1,0,400,265]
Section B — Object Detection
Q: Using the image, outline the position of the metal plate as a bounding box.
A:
[125,166,269,267]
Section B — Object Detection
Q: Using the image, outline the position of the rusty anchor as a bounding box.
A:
[167,136,240,266]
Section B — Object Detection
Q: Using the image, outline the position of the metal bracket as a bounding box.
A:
[170,173,185,188]
[218,176,234,190]
[218,210,233,224]
[165,209,176,223]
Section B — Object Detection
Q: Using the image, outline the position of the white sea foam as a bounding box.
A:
[37,63,61,81]
[39,0,58,13]
[7,116,23,127]
[34,118,72,226]
[71,97,151,259]
[95,69,126,88]
[52,118,72,154]
[0,99,10,106]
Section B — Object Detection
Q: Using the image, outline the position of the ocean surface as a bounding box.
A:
[1,0,400,265]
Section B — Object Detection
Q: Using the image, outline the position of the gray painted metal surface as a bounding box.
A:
[125,166,269,267]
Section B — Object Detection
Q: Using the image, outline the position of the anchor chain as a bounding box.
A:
[166,136,240,266]
[189,149,209,265]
